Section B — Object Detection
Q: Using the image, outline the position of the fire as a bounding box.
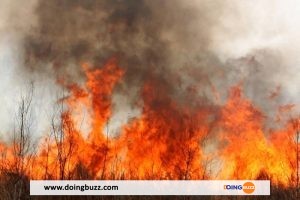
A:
[116,77,212,179]
[218,87,298,186]
[0,58,299,188]
[28,58,124,180]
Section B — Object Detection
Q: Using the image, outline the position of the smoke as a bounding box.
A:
[21,0,227,135]
[210,0,300,122]
[0,0,299,138]
[23,0,223,86]
[0,0,62,139]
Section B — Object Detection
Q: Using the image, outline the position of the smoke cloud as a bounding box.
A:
[0,0,299,137]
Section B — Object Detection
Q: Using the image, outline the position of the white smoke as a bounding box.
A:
[0,0,62,139]
[210,0,300,109]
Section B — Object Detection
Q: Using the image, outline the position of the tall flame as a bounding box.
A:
[218,87,298,187]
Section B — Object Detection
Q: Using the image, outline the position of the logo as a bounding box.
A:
[242,182,255,194]
[224,182,255,194]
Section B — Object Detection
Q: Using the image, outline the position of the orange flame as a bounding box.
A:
[218,86,298,187]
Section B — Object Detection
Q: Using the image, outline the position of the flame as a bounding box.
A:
[116,77,212,179]
[0,58,299,188]
[218,86,298,186]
